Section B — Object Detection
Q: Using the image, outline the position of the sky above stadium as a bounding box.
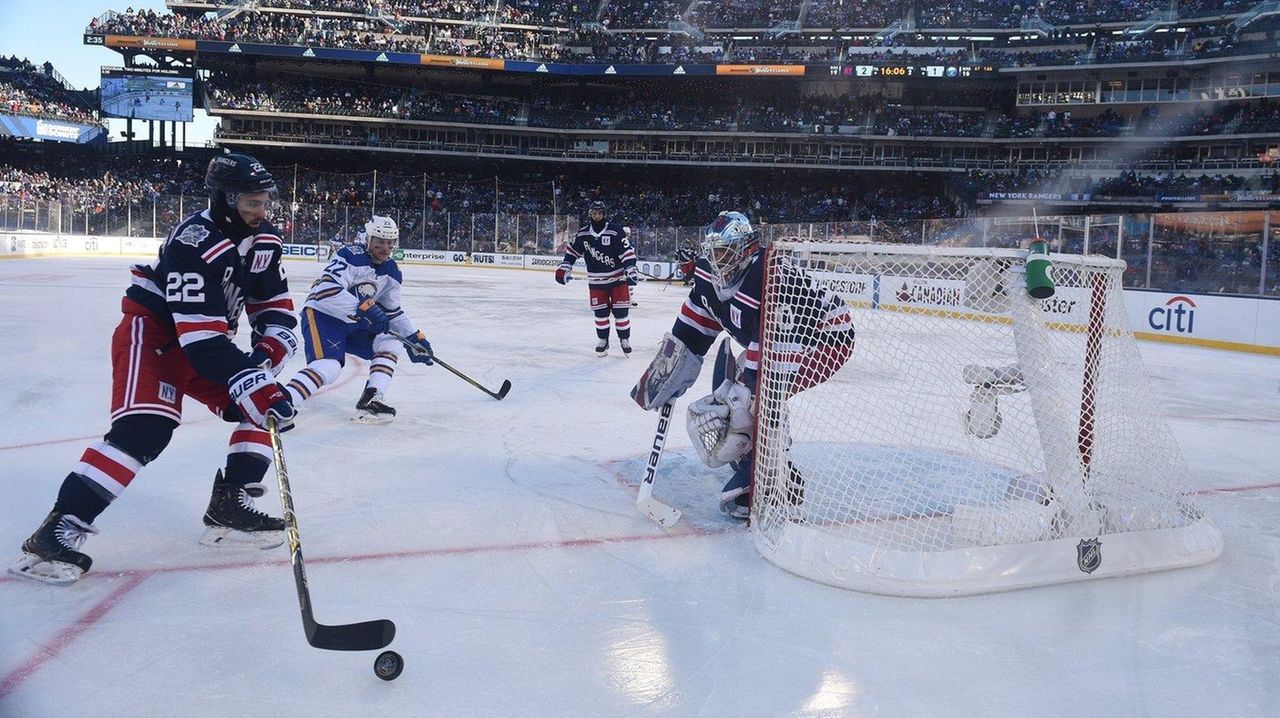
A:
[0,0,218,145]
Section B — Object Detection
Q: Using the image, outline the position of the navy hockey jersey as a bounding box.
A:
[560,221,636,286]
[126,210,296,384]
[671,250,855,387]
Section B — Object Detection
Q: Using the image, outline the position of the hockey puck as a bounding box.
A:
[374,650,404,681]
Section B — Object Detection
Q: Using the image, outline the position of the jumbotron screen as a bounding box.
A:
[100,66,194,122]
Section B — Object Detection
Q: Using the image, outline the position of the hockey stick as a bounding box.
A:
[637,401,682,527]
[269,418,396,651]
[392,333,511,400]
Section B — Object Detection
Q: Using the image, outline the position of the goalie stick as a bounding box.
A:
[392,333,512,400]
[269,418,397,651]
[637,401,682,527]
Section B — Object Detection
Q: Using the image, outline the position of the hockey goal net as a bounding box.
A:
[751,242,1222,596]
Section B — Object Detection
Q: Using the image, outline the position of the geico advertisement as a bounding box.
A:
[471,252,525,268]
[524,254,563,271]
[281,243,322,258]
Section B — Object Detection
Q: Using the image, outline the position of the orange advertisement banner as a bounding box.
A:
[105,36,197,51]
[420,54,505,70]
[715,64,804,76]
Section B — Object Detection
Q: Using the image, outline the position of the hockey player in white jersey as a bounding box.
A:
[285,215,435,424]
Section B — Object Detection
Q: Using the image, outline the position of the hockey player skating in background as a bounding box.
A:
[631,211,856,518]
[9,153,300,585]
[675,245,697,286]
[555,200,638,357]
[285,215,435,425]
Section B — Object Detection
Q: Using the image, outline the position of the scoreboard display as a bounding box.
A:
[100,66,195,122]
[843,64,997,78]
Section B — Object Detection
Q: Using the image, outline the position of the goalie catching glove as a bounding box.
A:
[631,333,703,410]
[686,379,754,468]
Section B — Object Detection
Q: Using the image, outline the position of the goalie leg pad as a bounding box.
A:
[719,461,752,519]
[631,333,703,410]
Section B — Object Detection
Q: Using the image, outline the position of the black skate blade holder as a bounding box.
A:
[268,418,396,651]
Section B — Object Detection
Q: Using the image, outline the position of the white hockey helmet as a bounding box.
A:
[364,215,399,245]
[702,211,759,288]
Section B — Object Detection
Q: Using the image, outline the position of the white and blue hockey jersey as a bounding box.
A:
[304,245,415,336]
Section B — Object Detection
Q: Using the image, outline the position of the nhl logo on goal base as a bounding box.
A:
[1076,538,1102,574]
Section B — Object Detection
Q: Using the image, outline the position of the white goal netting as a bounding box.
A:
[751,242,1222,596]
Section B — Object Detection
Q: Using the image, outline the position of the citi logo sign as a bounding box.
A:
[1148,296,1196,334]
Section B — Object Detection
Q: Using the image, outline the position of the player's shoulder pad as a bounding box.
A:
[338,245,373,266]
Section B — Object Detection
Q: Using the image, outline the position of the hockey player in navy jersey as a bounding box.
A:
[10,153,300,585]
[284,215,435,425]
[631,211,856,518]
[556,200,638,357]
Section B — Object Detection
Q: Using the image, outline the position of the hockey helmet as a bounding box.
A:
[205,153,277,237]
[364,215,399,245]
[702,211,759,288]
[588,200,607,221]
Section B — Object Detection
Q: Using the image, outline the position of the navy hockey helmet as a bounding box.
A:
[205,153,277,237]
[702,211,759,288]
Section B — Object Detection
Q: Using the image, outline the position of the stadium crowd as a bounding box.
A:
[204,73,1280,139]
[0,57,99,126]
[87,4,1274,67]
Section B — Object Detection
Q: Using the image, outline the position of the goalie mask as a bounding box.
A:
[702,211,759,289]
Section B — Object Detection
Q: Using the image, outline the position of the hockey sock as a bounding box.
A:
[285,359,342,405]
[223,451,270,487]
[593,307,611,342]
[54,438,152,523]
[53,472,113,524]
[224,422,272,485]
[366,351,397,395]
[612,307,631,341]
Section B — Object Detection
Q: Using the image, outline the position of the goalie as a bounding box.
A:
[631,211,856,519]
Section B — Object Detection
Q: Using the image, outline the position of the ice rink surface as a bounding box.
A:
[1,256,1278,718]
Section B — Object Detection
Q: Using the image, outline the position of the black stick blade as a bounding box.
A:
[305,618,396,652]
[494,380,511,400]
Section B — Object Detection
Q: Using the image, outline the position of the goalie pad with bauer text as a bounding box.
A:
[686,380,754,468]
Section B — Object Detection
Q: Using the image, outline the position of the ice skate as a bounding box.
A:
[620,338,632,357]
[353,387,396,425]
[8,510,98,585]
[595,338,609,357]
[200,470,285,549]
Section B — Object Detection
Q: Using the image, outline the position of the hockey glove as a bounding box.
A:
[554,263,572,285]
[355,298,390,335]
[247,325,299,376]
[404,330,434,365]
[626,266,639,285]
[228,368,296,432]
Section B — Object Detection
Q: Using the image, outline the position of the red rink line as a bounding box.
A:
[0,573,149,702]
[0,527,725,702]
